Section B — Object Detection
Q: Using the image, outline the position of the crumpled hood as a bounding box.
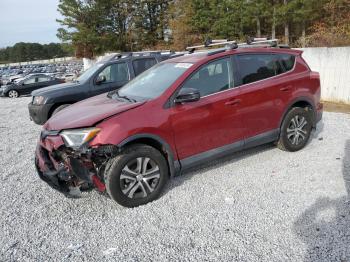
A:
[44,94,145,131]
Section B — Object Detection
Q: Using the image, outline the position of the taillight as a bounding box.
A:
[310,71,320,80]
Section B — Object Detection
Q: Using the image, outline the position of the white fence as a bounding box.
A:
[1,47,350,104]
[300,47,350,104]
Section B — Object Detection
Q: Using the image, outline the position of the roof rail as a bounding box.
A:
[186,37,281,55]
[103,50,175,61]
[186,39,238,53]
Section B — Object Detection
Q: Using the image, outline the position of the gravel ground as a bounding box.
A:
[1,97,350,262]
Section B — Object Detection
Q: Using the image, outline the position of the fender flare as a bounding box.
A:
[279,96,316,128]
[117,133,180,177]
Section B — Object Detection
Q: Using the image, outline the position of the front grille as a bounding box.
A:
[38,146,55,171]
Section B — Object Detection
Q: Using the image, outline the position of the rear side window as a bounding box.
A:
[37,76,51,82]
[279,54,295,71]
[133,58,157,76]
[236,54,283,85]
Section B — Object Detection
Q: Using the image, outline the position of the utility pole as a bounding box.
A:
[284,0,289,45]
[272,5,276,40]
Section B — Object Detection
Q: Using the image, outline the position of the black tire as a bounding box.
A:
[104,144,169,207]
[277,107,313,152]
[52,104,70,116]
[7,90,19,98]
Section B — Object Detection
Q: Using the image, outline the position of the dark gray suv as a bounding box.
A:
[28,51,182,125]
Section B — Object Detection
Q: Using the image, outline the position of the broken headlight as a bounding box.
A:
[60,127,101,148]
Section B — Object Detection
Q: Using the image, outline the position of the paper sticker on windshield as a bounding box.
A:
[175,63,193,69]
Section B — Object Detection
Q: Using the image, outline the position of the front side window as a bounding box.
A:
[97,63,129,83]
[115,63,129,82]
[133,58,157,76]
[23,77,36,85]
[236,54,284,85]
[181,57,234,97]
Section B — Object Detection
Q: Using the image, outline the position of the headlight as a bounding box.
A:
[60,127,101,147]
[33,96,45,105]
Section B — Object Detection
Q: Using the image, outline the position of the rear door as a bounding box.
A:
[91,62,130,96]
[170,57,245,162]
[234,53,295,140]
[36,75,53,89]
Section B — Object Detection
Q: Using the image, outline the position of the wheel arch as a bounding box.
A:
[279,97,316,128]
[117,134,179,177]
[6,89,19,97]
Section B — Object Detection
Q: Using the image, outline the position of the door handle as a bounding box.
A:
[225,99,241,106]
[280,86,292,92]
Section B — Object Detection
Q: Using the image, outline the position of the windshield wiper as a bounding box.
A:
[107,89,118,98]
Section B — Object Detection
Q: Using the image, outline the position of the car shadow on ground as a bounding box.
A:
[312,120,324,140]
[293,139,350,262]
[164,142,276,195]
[166,120,325,196]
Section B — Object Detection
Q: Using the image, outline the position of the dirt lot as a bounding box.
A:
[1,97,350,261]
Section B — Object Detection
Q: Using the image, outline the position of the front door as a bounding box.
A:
[21,76,38,94]
[91,62,130,96]
[170,57,245,162]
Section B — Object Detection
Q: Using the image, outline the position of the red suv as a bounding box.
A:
[35,46,323,207]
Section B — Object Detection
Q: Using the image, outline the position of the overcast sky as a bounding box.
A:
[0,0,62,48]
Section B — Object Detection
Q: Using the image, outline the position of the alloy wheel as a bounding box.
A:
[8,90,18,98]
[120,157,161,199]
[286,115,308,145]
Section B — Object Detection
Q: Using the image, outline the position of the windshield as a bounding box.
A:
[116,62,192,100]
[76,63,104,83]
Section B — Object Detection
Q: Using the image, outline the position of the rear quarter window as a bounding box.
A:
[279,54,296,71]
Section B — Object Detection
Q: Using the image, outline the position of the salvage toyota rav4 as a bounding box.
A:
[35,43,323,207]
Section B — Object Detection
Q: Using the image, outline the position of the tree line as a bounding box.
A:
[0,42,74,64]
[57,0,350,58]
[2,0,350,63]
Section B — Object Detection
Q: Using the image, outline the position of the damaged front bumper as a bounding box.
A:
[35,131,118,197]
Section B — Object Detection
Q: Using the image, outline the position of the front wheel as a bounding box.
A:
[104,144,169,208]
[8,90,19,98]
[277,107,313,152]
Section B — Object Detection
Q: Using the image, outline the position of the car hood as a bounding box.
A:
[31,82,79,96]
[44,94,146,131]
[3,83,18,89]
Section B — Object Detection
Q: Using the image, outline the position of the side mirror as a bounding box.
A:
[175,88,200,103]
[96,75,106,85]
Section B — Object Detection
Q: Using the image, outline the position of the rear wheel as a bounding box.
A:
[8,90,19,98]
[277,107,312,152]
[104,144,169,207]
